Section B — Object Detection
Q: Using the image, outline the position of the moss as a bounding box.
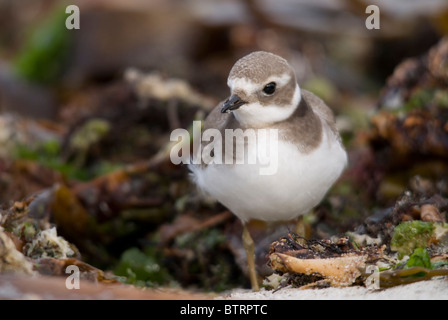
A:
[395,88,448,114]
[69,119,111,153]
[401,89,435,112]
[114,247,173,287]
[405,248,432,269]
[171,228,240,291]
[14,137,121,181]
[434,90,448,108]
[22,221,37,242]
[14,4,73,84]
[390,221,435,257]
[14,139,89,181]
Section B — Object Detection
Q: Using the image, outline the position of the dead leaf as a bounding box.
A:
[270,252,367,287]
[420,204,443,222]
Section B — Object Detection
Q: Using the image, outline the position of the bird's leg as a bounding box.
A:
[242,224,260,291]
[295,215,306,238]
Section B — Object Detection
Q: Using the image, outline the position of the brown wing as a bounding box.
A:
[200,100,242,166]
[301,89,341,142]
[203,100,230,132]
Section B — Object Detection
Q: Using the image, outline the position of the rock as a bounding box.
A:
[0,227,34,275]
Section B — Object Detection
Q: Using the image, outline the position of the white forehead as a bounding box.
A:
[227,73,292,93]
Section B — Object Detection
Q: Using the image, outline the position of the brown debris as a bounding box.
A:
[361,38,448,210]
[369,110,448,159]
[428,37,448,84]
[359,190,447,245]
[34,258,115,283]
[268,234,384,288]
[50,185,91,242]
[420,204,443,222]
[0,274,211,300]
[379,37,448,109]
[270,252,367,287]
[159,211,233,244]
[371,37,448,164]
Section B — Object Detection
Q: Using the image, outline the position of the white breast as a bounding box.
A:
[190,123,347,223]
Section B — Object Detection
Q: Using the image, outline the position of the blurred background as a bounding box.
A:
[0,0,448,293]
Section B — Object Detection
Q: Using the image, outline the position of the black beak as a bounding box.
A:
[221,94,247,113]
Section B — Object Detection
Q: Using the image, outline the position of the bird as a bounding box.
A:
[189,51,348,291]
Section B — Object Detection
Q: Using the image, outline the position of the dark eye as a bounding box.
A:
[263,82,276,95]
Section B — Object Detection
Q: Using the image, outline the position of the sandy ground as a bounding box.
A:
[221,278,448,300]
[0,274,446,299]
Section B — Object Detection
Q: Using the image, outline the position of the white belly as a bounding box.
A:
[190,127,347,223]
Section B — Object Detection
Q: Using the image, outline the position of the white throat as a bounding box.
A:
[233,84,301,127]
